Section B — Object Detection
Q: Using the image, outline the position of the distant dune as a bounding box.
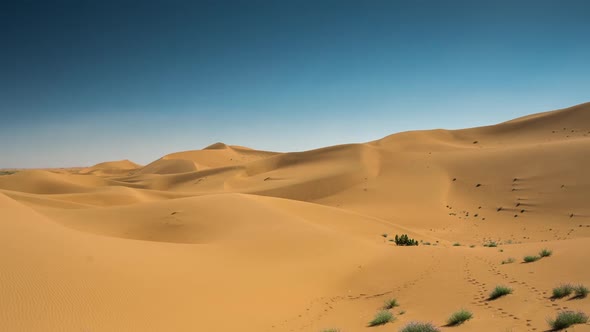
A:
[1,102,589,331]
[79,159,141,176]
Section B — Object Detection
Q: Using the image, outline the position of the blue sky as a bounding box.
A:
[1,0,589,168]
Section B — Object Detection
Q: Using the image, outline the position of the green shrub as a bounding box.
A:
[383,298,399,309]
[399,322,440,332]
[489,285,512,300]
[523,255,540,263]
[552,284,573,299]
[368,310,393,326]
[394,234,419,246]
[539,248,552,257]
[453,243,461,246]
[574,285,589,299]
[446,309,473,326]
[501,258,515,264]
[483,241,498,247]
[547,311,588,330]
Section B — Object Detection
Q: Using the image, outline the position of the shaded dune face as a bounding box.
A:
[1,102,589,331]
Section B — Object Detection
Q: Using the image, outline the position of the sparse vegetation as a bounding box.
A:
[423,242,431,246]
[453,243,461,246]
[368,310,393,326]
[574,285,589,298]
[394,234,419,246]
[382,233,388,238]
[547,311,588,330]
[0,170,17,176]
[321,329,340,332]
[469,245,476,248]
[399,321,440,332]
[383,298,399,309]
[483,241,498,247]
[501,258,515,264]
[489,285,512,300]
[552,284,574,299]
[523,255,540,263]
[399,310,406,315]
[539,248,552,257]
[446,309,473,326]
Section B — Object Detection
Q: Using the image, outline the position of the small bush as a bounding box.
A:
[446,309,473,326]
[552,284,574,299]
[453,243,461,246]
[483,241,498,247]
[489,285,512,300]
[382,233,388,238]
[547,311,588,330]
[574,285,589,299]
[399,310,406,315]
[399,321,440,332]
[523,255,540,263]
[501,258,515,264]
[368,310,393,326]
[539,248,552,257]
[469,245,476,248]
[321,329,340,332]
[383,298,399,309]
[394,234,419,246]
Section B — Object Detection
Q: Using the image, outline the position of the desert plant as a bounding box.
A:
[399,310,406,315]
[394,234,419,246]
[321,329,340,332]
[574,284,589,299]
[547,311,588,330]
[383,298,399,309]
[483,241,498,247]
[501,258,515,264]
[446,309,473,326]
[539,248,552,257]
[469,245,476,248]
[489,285,512,300]
[399,321,440,332]
[552,284,574,299]
[453,242,461,246]
[523,255,540,263]
[368,310,393,326]
[382,233,388,238]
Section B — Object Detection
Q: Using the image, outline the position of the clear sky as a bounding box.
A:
[1,0,589,168]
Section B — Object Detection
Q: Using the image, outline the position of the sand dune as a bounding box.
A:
[1,102,589,331]
[133,143,278,175]
[79,159,141,175]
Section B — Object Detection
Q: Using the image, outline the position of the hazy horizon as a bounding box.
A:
[2,1,590,168]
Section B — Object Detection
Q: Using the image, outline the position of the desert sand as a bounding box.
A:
[1,102,589,331]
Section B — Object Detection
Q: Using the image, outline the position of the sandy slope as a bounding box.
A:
[1,102,589,331]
